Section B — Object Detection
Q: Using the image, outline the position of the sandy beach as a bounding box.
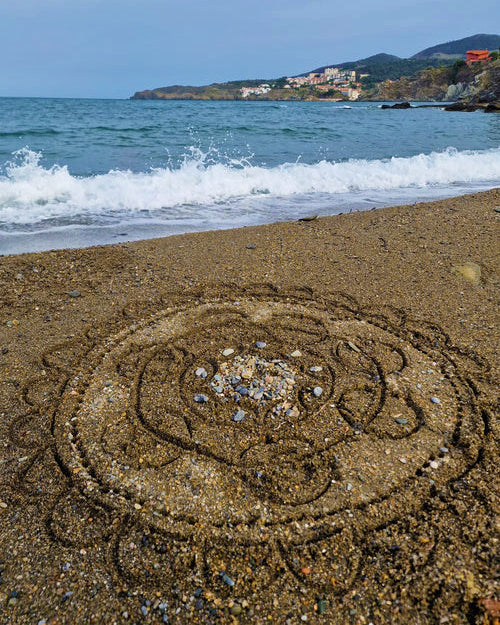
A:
[0,189,498,624]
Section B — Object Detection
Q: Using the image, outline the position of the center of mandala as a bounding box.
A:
[209,354,300,417]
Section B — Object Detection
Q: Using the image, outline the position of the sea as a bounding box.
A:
[1,97,499,255]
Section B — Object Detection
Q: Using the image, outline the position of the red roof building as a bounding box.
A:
[466,50,490,65]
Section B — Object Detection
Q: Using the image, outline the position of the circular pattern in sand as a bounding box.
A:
[52,293,484,549]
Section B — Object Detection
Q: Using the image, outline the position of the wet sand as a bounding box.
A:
[0,189,499,624]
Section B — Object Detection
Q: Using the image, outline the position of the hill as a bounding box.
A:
[412,34,500,60]
[131,34,500,101]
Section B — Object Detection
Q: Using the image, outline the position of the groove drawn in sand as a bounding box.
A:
[47,288,487,592]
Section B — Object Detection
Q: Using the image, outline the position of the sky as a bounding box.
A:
[0,0,499,99]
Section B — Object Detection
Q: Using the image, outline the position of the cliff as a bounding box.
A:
[375,59,500,105]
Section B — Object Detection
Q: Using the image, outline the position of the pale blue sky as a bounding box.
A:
[0,0,498,98]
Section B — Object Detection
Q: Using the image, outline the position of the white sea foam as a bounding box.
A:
[1,147,499,228]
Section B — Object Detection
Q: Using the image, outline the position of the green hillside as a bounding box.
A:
[412,34,500,60]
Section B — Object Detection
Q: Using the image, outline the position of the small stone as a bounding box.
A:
[0,501,7,509]
[430,396,441,404]
[8,597,18,606]
[134,503,142,510]
[494,207,500,213]
[68,290,81,298]
[194,394,208,403]
[246,244,257,249]
[313,386,323,397]
[395,418,408,425]
[451,262,481,285]
[195,367,207,378]
[232,410,245,422]
[440,447,449,453]
[255,341,266,349]
[220,572,234,586]
[290,350,302,358]
[346,482,352,492]
[347,341,361,353]
[298,214,318,221]
[317,599,327,615]
[399,457,407,464]
[230,604,243,616]
[141,605,148,616]
[310,366,323,373]
[235,385,249,396]
[429,460,439,469]
[222,348,234,357]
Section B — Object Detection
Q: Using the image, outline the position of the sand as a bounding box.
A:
[0,189,498,624]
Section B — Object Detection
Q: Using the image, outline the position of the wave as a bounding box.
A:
[0,129,61,137]
[1,147,499,227]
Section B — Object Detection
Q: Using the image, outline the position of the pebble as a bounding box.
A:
[451,262,481,285]
[246,244,257,249]
[194,394,208,403]
[222,348,234,357]
[68,290,81,298]
[220,572,235,586]
[430,396,441,404]
[255,341,266,349]
[429,460,439,469]
[232,410,245,422]
[440,447,449,453]
[317,599,327,615]
[195,367,207,378]
[313,386,323,397]
[230,604,243,616]
[347,340,361,353]
[310,366,323,373]
[395,418,408,425]
[290,350,302,358]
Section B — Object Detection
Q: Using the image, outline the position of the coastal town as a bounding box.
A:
[240,66,366,100]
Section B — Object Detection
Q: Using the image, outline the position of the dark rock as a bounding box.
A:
[444,102,478,112]
[381,101,412,109]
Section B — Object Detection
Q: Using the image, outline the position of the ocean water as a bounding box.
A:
[0,97,499,254]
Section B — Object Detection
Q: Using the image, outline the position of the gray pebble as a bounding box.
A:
[430,396,441,404]
[290,350,302,358]
[313,386,323,397]
[195,367,207,378]
[68,290,81,298]
[221,572,235,586]
[310,366,323,373]
[232,410,245,422]
[194,394,208,403]
[255,341,267,349]
[222,348,234,357]
[235,385,249,396]
[395,418,407,425]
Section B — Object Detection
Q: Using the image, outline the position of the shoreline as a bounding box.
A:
[2,184,498,257]
[1,189,498,623]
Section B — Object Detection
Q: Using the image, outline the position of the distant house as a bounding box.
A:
[466,50,490,65]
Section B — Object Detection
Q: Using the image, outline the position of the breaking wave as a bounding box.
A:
[1,147,499,228]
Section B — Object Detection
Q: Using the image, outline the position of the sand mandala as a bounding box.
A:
[48,291,486,593]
